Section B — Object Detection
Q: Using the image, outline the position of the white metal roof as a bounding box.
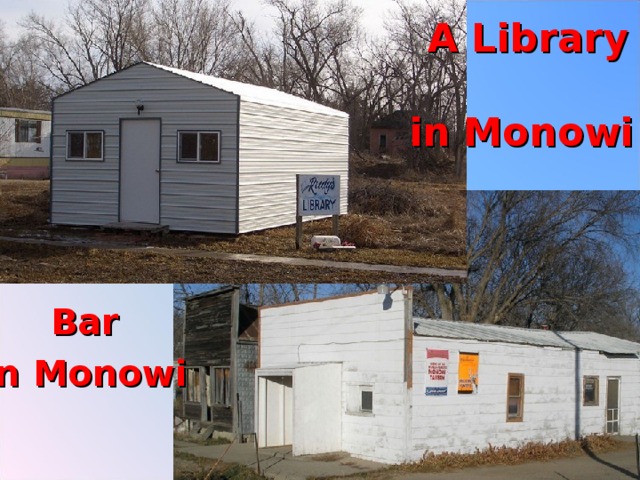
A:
[557,331,640,355]
[256,362,342,375]
[413,318,640,355]
[146,62,348,118]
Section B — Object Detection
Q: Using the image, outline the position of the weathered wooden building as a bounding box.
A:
[50,62,349,233]
[257,289,640,464]
[182,287,258,438]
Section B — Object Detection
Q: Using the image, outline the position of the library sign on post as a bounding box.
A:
[295,174,341,249]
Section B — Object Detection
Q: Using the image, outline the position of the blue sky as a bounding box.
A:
[468,0,640,190]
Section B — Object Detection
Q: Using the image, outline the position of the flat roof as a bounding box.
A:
[0,107,51,120]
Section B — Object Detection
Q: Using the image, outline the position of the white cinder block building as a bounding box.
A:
[50,62,348,233]
[256,289,640,464]
[0,107,51,179]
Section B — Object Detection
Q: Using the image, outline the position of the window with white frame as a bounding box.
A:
[66,131,103,160]
[178,131,220,163]
[346,383,374,415]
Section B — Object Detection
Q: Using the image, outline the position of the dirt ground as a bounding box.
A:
[174,451,265,480]
[0,159,466,282]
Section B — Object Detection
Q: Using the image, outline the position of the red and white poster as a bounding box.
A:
[425,349,449,396]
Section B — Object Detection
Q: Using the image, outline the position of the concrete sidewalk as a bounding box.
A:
[174,440,385,479]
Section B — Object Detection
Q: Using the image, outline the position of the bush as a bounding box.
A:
[339,215,400,248]
[349,178,421,216]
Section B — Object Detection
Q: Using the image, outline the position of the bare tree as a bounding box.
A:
[151,0,241,76]
[79,0,150,71]
[227,12,280,87]
[0,23,51,108]
[266,0,362,102]
[240,284,322,306]
[12,0,470,182]
[22,0,150,90]
[376,0,466,176]
[443,191,640,337]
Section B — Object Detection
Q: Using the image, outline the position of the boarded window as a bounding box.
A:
[186,368,201,402]
[66,131,103,160]
[213,367,230,406]
[583,376,599,406]
[458,352,479,394]
[15,119,41,143]
[507,373,524,422]
[178,131,220,162]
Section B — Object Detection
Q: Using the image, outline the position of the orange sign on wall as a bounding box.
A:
[458,352,479,393]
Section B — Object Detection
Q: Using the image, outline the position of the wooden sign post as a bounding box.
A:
[296,174,341,249]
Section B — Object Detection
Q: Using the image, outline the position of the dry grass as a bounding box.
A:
[339,215,399,248]
[174,432,232,446]
[311,435,628,480]
[399,434,623,474]
[0,156,466,281]
[174,451,265,480]
[0,179,49,227]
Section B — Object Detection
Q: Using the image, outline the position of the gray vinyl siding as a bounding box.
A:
[51,62,349,234]
[237,102,349,233]
[51,63,239,233]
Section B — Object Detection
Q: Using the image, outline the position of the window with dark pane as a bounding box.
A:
[361,390,373,412]
[15,119,41,143]
[68,132,85,158]
[199,133,219,162]
[86,132,103,159]
[180,132,198,160]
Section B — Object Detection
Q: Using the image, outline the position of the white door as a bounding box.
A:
[606,377,620,434]
[259,376,293,447]
[293,364,342,455]
[120,119,160,223]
